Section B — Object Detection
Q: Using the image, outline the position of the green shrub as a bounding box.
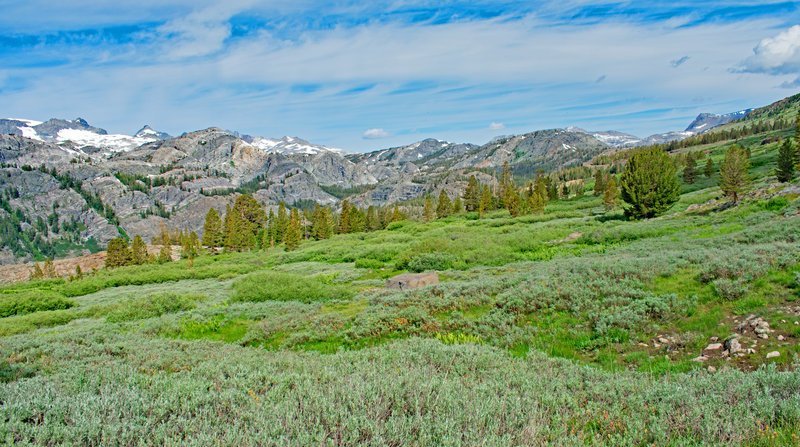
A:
[231,272,354,303]
[408,252,460,272]
[355,258,384,270]
[763,196,789,211]
[105,293,202,322]
[0,290,76,318]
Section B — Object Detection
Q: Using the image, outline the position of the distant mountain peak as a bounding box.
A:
[134,125,172,140]
[684,109,752,133]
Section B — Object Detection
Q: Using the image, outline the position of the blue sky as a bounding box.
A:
[2,1,800,152]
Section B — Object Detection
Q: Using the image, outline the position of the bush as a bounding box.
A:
[763,196,789,211]
[408,252,461,272]
[712,278,750,300]
[0,290,75,318]
[231,271,354,303]
[355,258,384,270]
[105,293,202,322]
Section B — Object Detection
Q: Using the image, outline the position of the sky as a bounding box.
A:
[2,1,800,152]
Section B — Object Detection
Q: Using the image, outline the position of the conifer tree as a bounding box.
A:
[43,258,56,278]
[423,196,435,221]
[276,202,289,242]
[201,208,222,250]
[547,182,558,201]
[30,263,44,280]
[131,234,148,264]
[222,205,235,250]
[158,228,172,263]
[75,265,83,280]
[106,238,131,268]
[266,209,276,247]
[603,176,618,211]
[436,190,451,218]
[593,170,605,196]
[452,195,463,214]
[619,148,681,219]
[534,178,548,205]
[720,145,750,203]
[367,206,381,231]
[704,158,715,178]
[338,200,351,233]
[348,206,366,232]
[284,212,301,251]
[776,138,795,182]
[391,204,404,222]
[528,191,545,214]
[560,184,570,199]
[479,185,492,218]
[506,188,522,217]
[464,175,480,211]
[683,152,697,184]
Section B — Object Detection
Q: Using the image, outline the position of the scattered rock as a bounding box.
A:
[710,336,719,342]
[637,343,649,347]
[658,337,669,344]
[747,348,757,354]
[778,335,785,341]
[707,366,717,373]
[386,272,440,290]
[692,355,708,363]
[704,343,723,353]
[724,337,743,354]
[766,351,780,359]
[653,342,661,348]
[795,321,799,325]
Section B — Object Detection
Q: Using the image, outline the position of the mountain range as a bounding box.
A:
[0,100,773,265]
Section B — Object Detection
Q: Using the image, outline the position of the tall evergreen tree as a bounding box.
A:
[338,200,351,233]
[560,184,570,199]
[619,148,681,219]
[391,204,404,222]
[106,238,131,268]
[423,196,435,221]
[603,177,619,211]
[201,208,222,250]
[131,234,148,264]
[478,185,492,218]
[528,191,545,214]
[452,195,463,214]
[463,175,480,211]
[284,212,301,251]
[683,152,697,184]
[720,145,750,203]
[436,190,451,219]
[704,158,715,178]
[348,206,366,232]
[776,138,796,182]
[276,202,289,242]
[506,188,522,217]
[158,227,172,262]
[593,170,605,196]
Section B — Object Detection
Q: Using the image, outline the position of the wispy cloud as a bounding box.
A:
[488,122,505,130]
[363,128,392,139]
[671,56,690,67]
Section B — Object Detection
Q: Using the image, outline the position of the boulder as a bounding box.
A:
[386,272,439,290]
[724,338,743,354]
[766,351,780,359]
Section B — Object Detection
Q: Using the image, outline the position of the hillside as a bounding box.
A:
[1,115,798,444]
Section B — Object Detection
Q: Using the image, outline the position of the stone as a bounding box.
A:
[766,351,780,359]
[658,337,669,344]
[778,335,785,341]
[692,355,708,363]
[724,337,743,354]
[386,272,440,290]
[747,348,756,354]
[704,343,723,353]
[707,366,717,373]
[710,336,719,342]
[653,342,661,348]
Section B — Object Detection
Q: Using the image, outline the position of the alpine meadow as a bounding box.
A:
[3,2,800,446]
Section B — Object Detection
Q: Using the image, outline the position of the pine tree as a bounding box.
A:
[704,158,715,178]
[720,145,750,203]
[106,238,131,268]
[479,185,492,218]
[276,202,289,242]
[338,200,351,233]
[463,175,480,211]
[42,258,56,278]
[131,234,148,264]
[528,191,545,214]
[284,212,301,251]
[603,176,618,211]
[619,148,681,219]
[201,208,222,250]
[348,206,366,232]
[560,184,569,199]
[75,265,83,280]
[158,226,172,262]
[534,178,548,205]
[777,138,795,182]
[452,195,463,214]
[593,170,605,196]
[506,188,522,217]
[423,196,435,222]
[795,113,800,171]
[391,205,404,222]
[547,182,558,201]
[683,152,697,184]
[30,263,44,280]
[436,190,451,219]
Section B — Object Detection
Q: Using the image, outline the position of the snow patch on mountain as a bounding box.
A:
[250,136,349,156]
[56,128,158,153]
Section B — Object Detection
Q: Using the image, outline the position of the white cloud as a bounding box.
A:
[739,25,800,75]
[363,128,391,139]
[488,122,505,130]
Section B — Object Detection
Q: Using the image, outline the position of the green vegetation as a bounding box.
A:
[1,114,800,445]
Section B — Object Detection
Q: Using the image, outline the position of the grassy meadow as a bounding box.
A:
[1,132,800,445]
